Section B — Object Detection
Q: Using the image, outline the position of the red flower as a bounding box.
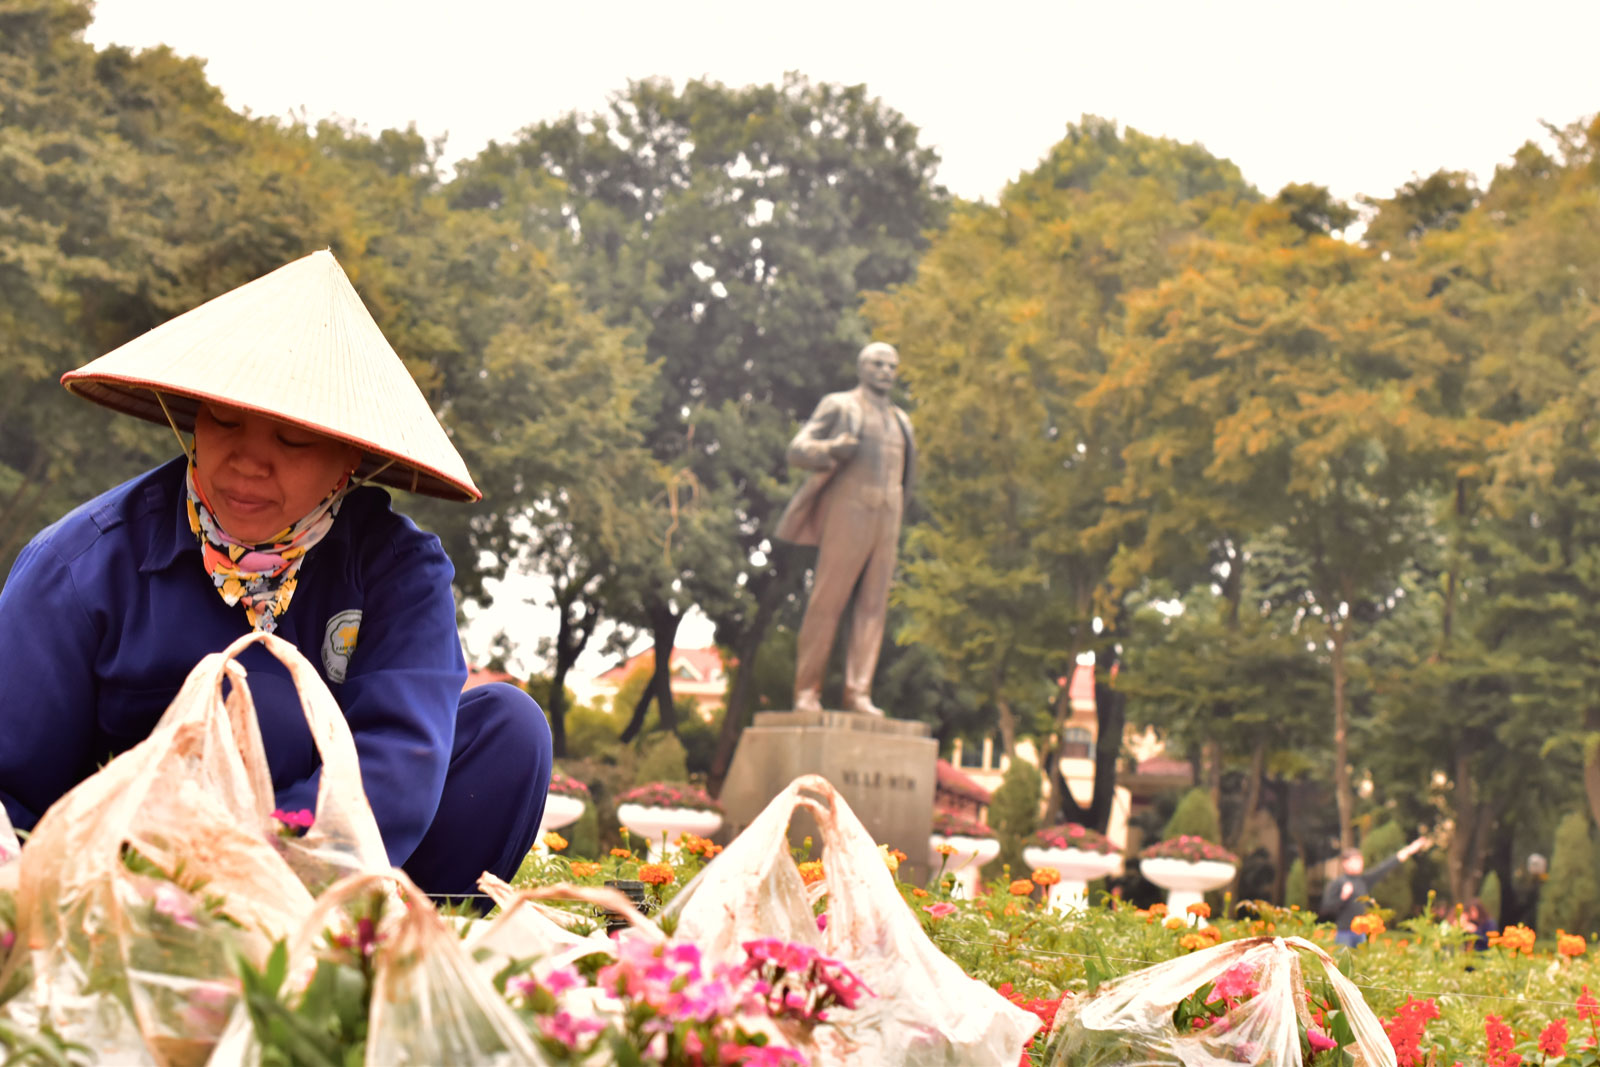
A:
[1540,1017,1569,1059]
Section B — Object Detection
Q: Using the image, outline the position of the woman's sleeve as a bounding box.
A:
[325,527,467,866]
[0,541,99,831]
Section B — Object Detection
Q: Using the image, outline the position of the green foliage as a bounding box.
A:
[1479,870,1502,925]
[1163,789,1223,844]
[564,798,601,860]
[1539,812,1600,937]
[565,706,626,762]
[982,758,1042,882]
[633,732,689,785]
[1285,857,1309,911]
[237,940,370,1067]
[1362,822,1414,919]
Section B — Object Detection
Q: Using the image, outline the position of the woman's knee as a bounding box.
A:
[458,682,552,780]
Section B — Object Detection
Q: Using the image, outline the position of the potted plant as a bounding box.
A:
[539,769,591,839]
[929,810,1001,898]
[615,782,724,859]
[1138,835,1239,919]
[1022,823,1124,912]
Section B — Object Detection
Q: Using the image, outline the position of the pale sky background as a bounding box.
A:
[80,0,1600,676]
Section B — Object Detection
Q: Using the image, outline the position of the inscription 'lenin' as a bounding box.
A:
[773,343,915,717]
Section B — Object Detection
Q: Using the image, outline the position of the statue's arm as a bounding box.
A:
[788,396,855,471]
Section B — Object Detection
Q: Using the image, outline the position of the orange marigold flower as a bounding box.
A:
[1199,926,1223,944]
[569,862,601,878]
[610,848,632,859]
[1559,931,1587,958]
[1490,923,1537,956]
[911,887,929,898]
[542,831,568,851]
[1009,879,1035,897]
[1149,903,1168,917]
[1349,914,1385,938]
[1179,933,1208,951]
[891,849,908,865]
[1003,904,1019,916]
[1165,917,1188,931]
[1187,902,1211,919]
[1350,915,1388,940]
[935,843,958,856]
[639,863,674,886]
[1032,867,1062,887]
[797,860,825,885]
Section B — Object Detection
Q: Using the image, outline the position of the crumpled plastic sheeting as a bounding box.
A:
[0,632,389,1066]
[210,868,550,1067]
[470,873,661,978]
[1047,934,1397,1067]
[663,774,1040,1066]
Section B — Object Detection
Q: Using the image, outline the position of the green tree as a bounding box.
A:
[866,118,1255,831]
[1284,857,1308,910]
[1163,787,1223,844]
[453,74,948,766]
[1091,190,1468,848]
[982,757,1043,885]
[1539,811,1600,937]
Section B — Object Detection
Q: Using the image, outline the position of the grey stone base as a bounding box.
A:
[718,710,938,883]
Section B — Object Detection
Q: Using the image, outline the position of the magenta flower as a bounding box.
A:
[923,902,956,919]
[1307,1030,1337,1052]
[271,808,314,829]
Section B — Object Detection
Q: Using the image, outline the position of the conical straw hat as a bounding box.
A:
[61,250,479,501]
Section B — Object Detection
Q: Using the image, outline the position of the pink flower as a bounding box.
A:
[537,1012,605,1048]
[153,883,199,928]
[271,808,314,829]
[923,902,956,919]
[816,912,828,931]
[1307,1030,1337,1052]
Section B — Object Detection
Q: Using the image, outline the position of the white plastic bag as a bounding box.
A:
[663,773,1039,1066]
[0,631,388,1065]
[1047,934,1397,1066]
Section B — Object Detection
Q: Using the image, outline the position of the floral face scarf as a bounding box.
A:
[184,461,350,633]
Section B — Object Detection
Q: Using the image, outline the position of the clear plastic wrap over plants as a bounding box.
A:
[662,773,1040,1066]
[1047,934,1397,1067]
[0,632,389,1065]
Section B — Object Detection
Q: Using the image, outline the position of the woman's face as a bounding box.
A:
[192,402,362,544]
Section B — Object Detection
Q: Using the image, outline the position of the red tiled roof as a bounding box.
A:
[596,646,727,683]
[936,760,992,804]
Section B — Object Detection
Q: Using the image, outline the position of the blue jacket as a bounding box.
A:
[0,457,466,866]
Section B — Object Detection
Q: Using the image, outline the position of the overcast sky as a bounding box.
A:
[84,0,1599,206]
[78,0,1600,674]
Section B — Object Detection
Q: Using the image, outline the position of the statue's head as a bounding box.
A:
[857,342,899,396]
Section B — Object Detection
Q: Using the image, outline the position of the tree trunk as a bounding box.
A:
[547,584,601,760]
[995,697,1018,759]
[708,558,791,793]
[619,604,682,742]
[1331,619,1353,851]
[1054,675,1124,834]
[1234,741,1266,849]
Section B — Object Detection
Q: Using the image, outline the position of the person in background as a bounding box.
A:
[0,250,552,899]
[1320,834,1433,947]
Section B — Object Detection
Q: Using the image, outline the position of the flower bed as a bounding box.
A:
[1138,834,1239,865]
[932,810,995,839]
[1031,823,1118,855]
[547,768,592,800]
[615,781,723,813]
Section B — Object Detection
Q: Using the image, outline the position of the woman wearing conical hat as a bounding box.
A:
[0,251,552,898]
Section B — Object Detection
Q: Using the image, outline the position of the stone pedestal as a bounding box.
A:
[718,710,938,883]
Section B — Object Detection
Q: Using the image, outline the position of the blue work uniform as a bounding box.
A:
[0,457,551,896]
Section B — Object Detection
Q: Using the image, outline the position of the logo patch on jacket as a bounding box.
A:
[322,609,362,683]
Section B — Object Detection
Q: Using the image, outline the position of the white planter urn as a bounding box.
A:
[1140,856,1237,921]
[617,804,724,861]
[540,793,588,834]
[1023,846,1123,912]
[929,834,1001,898]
